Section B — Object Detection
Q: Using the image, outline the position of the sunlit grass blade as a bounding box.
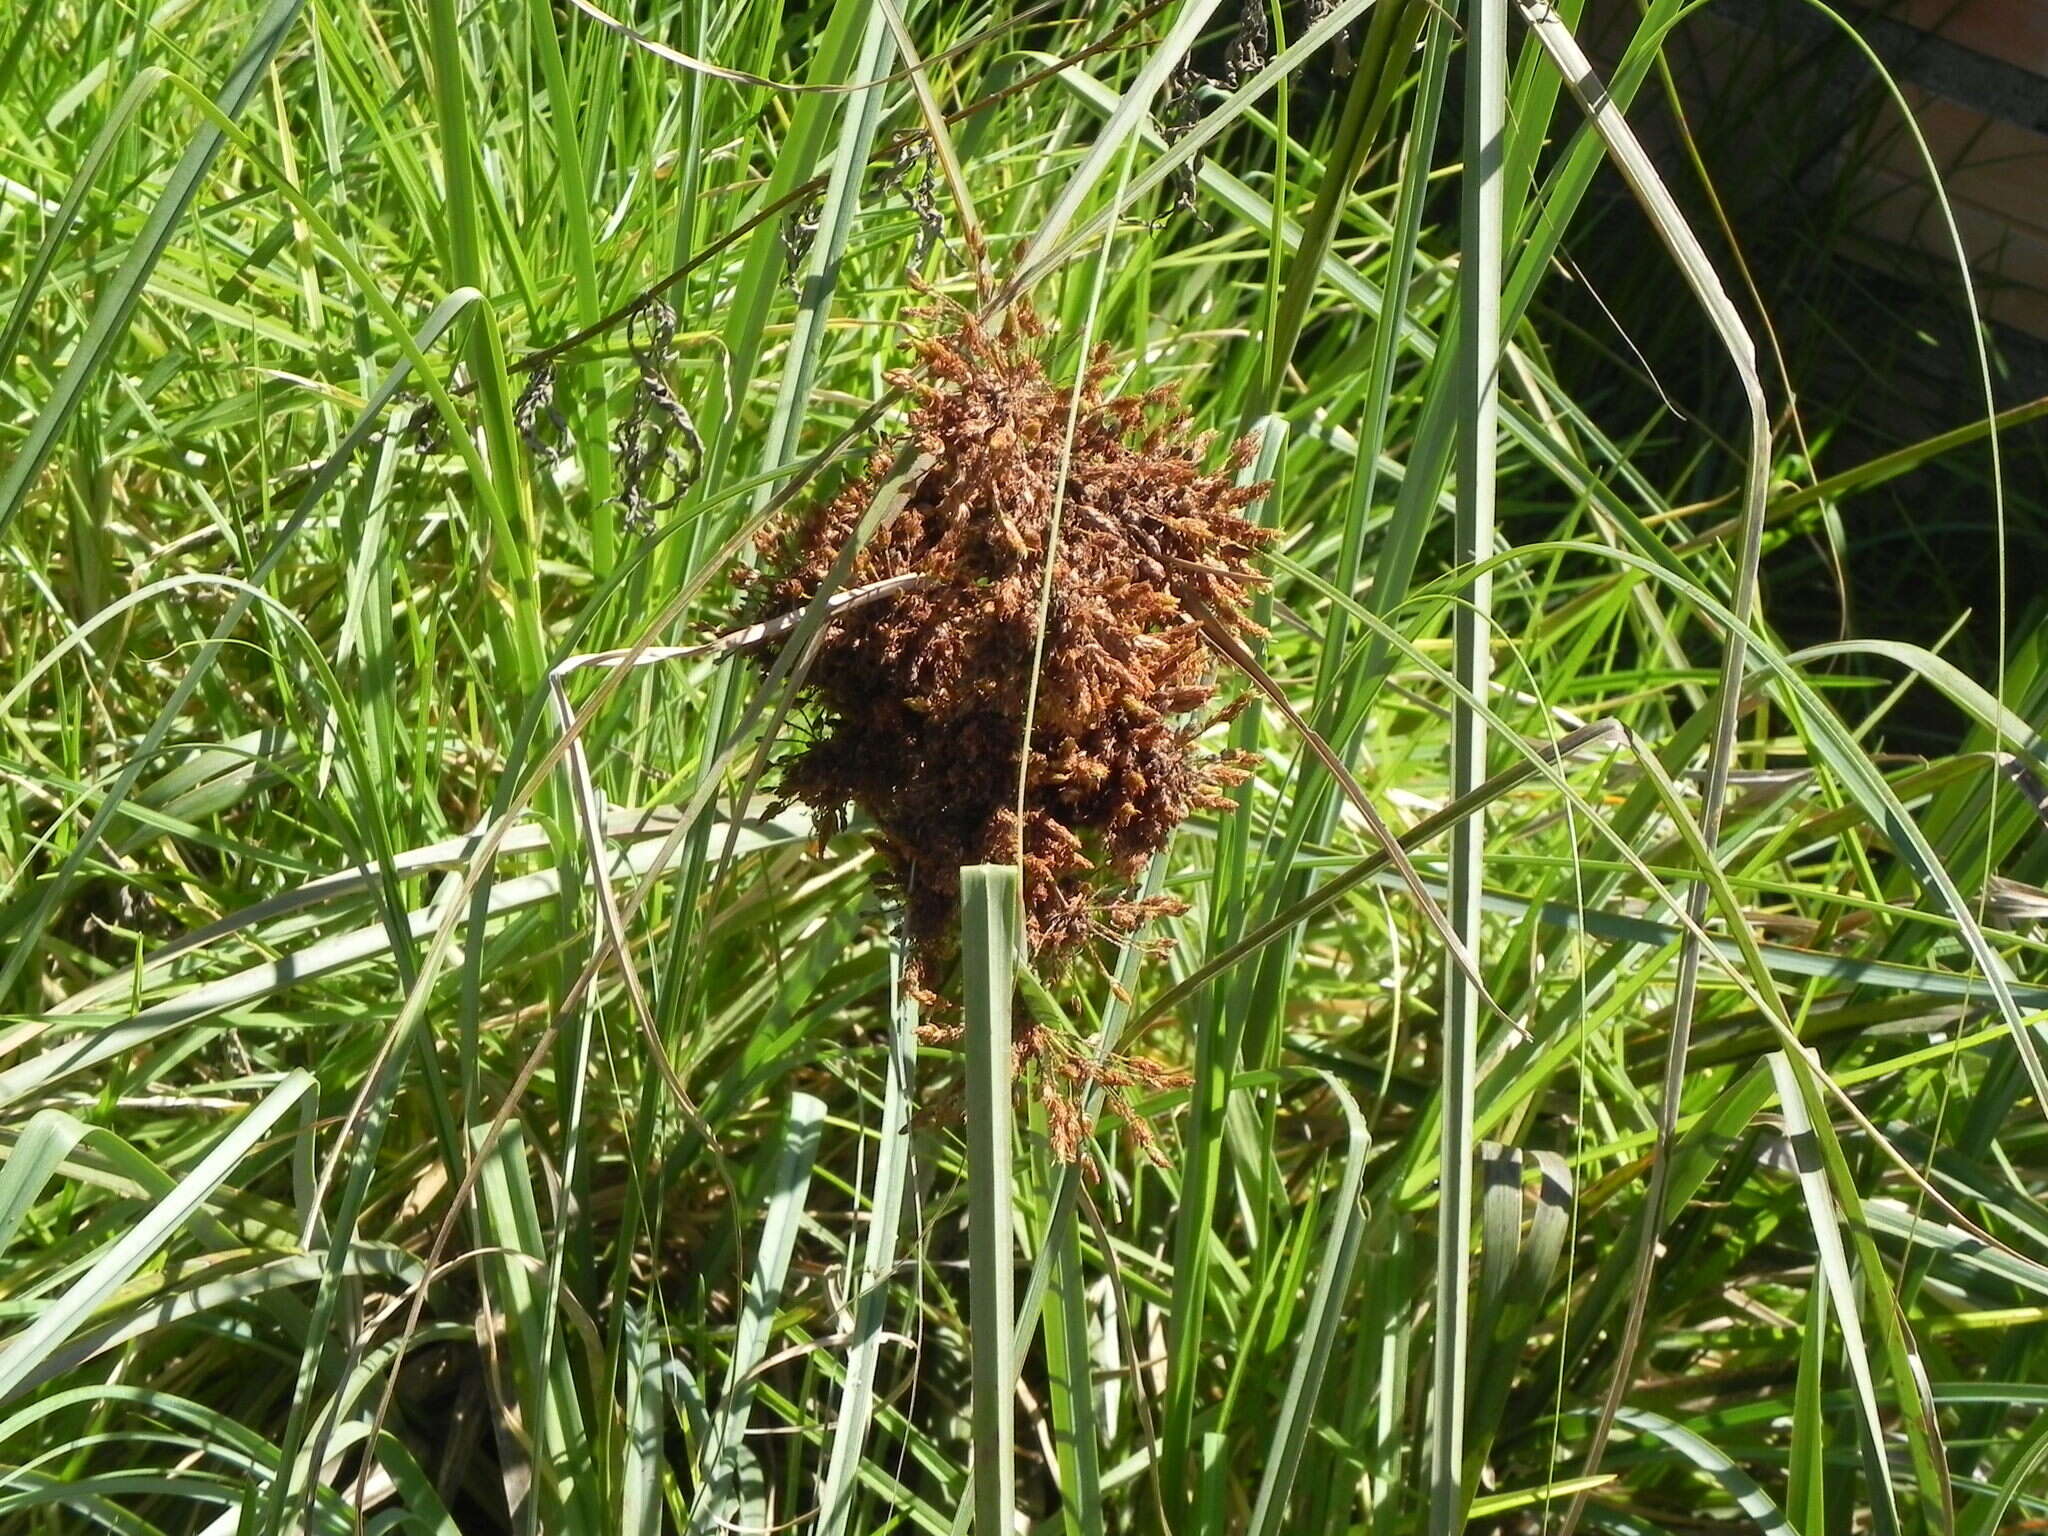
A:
[1245,1074,1369,1536]
[469,1116,601,1532]
[0,1109,92,1257]
[1462,1148,1572,1510]
[1787,1250,1829,1533]
[753,1,896,507]
[0,285,484,1005]
[0,64,169,382]
[817,941,920,1536]
[1959,1406,2048,1536]
[622,1306,667,1536]
[0,0,305,541]
[1504,7,1772,1517]
[690,1091,828,1532]
[525,19,619,574]
[1037,1120,1104,1536]
[1761,1056,1900,1531]
[695,0,879,514]
[1009,0,1223,283]
[960,864,1022,1535]
[0,812,801,1107]
[1597,1406,1800,1535]
[0,1072,314,1407]
[1433,8,1506,1535]
[1248,0,1424,428]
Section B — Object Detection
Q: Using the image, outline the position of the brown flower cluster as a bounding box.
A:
[753,303,1272,988]
[1024,1023,1192,1168]
[908,1023,1192,1168]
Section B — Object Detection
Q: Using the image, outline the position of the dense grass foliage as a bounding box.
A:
[3,0,2046,1532]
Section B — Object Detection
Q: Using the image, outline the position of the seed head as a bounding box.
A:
[754,303,1273,992]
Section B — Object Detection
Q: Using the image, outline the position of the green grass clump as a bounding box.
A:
[2,0,2046,1532]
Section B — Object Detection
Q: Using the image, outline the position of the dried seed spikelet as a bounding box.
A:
[754,302,1273,988]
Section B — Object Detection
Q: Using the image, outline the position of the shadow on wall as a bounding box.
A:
[1546,0,2048,748]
